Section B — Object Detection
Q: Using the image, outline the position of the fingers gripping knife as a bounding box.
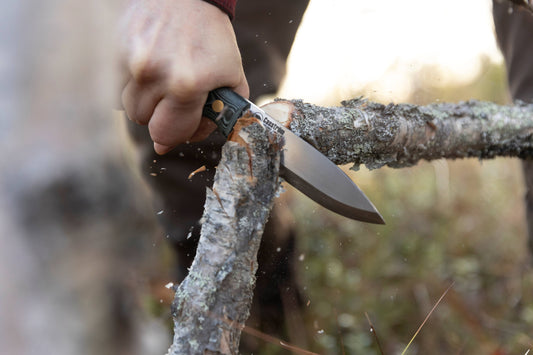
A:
[203,87,385,224]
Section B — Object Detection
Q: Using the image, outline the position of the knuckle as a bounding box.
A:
[168,70,208,103]
[129,55,160,82]
[124,40,162,82]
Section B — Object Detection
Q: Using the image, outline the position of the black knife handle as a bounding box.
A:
[203,88,250,137]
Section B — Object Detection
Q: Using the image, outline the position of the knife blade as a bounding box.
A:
[203,88,384,224]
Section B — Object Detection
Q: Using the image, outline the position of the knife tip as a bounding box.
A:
[368,213,386,225]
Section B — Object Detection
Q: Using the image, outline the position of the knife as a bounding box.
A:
[203,88,384,224]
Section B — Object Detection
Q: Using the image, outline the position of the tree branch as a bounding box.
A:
[264,98,533,171]
[167,118,281,355]
[168,98,532,354]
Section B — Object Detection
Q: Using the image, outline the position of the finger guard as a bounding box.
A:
[203,88,251,137]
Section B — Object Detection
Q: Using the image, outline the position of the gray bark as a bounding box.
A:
[169,98,533,353]
[168,120,281,355]
[284,99,533,171]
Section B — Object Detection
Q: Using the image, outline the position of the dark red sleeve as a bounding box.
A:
[202,0,237,20]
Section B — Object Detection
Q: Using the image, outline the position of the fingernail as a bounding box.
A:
[154,143,173,155]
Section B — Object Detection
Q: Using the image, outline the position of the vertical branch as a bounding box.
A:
[168,119,281,354]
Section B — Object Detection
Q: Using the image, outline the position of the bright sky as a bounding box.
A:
[279,0,503,104]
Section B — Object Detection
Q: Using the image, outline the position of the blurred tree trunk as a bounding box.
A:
[0,2,170,355]
[170,98,532,353]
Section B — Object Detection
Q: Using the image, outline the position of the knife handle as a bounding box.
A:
[203,88,251,137]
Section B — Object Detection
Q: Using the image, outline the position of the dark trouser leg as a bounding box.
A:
[493,1,533,254]
[127,0,310,347]
[523,160,533,253]
[234,0,310,100]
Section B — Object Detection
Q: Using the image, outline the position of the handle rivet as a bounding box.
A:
[212,100,224,113]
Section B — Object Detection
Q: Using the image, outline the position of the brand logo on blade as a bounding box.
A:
[251,110,285,136]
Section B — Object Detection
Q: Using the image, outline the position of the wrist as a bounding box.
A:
[201,0,237,20]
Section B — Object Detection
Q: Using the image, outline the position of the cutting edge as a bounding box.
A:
[248,102,385,224]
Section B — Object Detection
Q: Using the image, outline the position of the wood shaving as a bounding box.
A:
[188,165,207,180]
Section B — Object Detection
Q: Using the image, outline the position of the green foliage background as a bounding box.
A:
[270,60,533,354]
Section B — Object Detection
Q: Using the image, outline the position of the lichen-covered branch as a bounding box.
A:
[167,119,281,355]
[267,99,533,171]
[167,97,532,353]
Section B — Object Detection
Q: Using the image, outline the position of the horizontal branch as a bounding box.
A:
[264,99,533,170]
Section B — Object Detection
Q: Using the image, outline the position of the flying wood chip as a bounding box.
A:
[188,165,207,180]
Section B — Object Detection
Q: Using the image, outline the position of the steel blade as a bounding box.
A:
[248,102,385,224]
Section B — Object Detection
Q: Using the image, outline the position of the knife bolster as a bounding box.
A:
[203,88,251,137]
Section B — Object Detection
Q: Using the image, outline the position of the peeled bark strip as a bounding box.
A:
[168,120,281,355]
[274,99,533,170]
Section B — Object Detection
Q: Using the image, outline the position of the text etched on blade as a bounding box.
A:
[251,110,285,136]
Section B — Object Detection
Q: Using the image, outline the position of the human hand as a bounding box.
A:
[119,0,249,154]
